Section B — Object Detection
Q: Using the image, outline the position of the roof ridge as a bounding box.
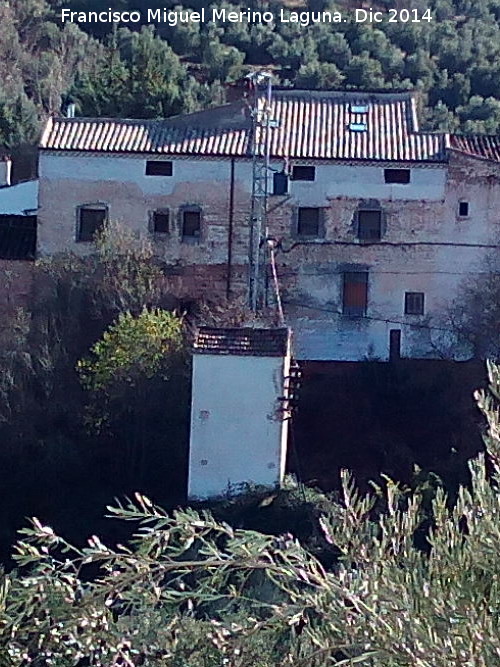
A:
[39,95,448,162]
[451,132,500,139]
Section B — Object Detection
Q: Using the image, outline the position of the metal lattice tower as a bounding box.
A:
[246,72,273,312]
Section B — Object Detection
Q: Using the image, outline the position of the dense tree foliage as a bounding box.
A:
[0,223,190,563]
[445,265,500,359]
[2,361,500,665]
[78,307,188,483]
[4,0,500,146]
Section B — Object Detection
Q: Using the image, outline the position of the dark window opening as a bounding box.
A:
[358,209,382,241]
[77,206,107,242]
[459,201,469,217]
[389,329,401,361]
[151,210,169,234]
[291,165,315,181]
[182,210,201,240]
[273,171,288,195]
[146,161,173,176]
[405,292,425,315]
[384,169,410,184]
[297,207,320,237]
[343,271,368,316]
[0,215,36,260]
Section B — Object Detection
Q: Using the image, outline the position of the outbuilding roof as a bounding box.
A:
[193,327,290,357]
[40,89,450,163]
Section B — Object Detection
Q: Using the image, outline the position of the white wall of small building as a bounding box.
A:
[188,353,290,500]
[0,180,38,215]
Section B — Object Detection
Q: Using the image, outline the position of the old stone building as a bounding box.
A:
[37,89,500,361]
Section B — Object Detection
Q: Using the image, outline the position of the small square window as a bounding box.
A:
[343,272,368,316]
[297,207,320,237]
[459,201,469,217]
[151,210,169,234]
[77,205,107,242]
[182,210,201,240]
[358,210,381,241]
[405,292,424,315]
[146,161,173,176]
[291,165,315,181]
[384,169,410,184]
[273,172,288,195]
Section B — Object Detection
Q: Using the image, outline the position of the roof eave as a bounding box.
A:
[448,146,500,165]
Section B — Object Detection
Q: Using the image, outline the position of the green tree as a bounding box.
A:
[345,51,386,89]
[446,266,500,359]
[295,61,344,89]
[201,40,245,84]
[120,26,187,117]
[78,308,184,395]
[5,363,500,664]
[71,44,131,117]
[0,221,169,467]
[78,308,188,484]
[427,100,460,131]
[316,31,352,69]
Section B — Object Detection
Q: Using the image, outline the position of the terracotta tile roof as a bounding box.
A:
[193,327,290,356]
[449,134,500,162]
[266,90,446,162]
[40,106,250,157]
[40,90,449,163]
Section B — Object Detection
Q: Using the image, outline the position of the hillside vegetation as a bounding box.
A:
[2,362,500,665]
[3,0,500,148]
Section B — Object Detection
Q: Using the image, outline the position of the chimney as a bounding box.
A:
[0,156,12,187]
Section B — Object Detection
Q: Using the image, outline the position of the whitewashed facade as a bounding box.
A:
[188,327,291,499]
[37,90,500,361]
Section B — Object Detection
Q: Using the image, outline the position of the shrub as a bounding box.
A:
[3,364,500,665]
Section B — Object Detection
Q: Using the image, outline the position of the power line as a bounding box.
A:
[282,299,456,334]
[275,267,500,278]
[278,239,500,252]
[161,266,500,278]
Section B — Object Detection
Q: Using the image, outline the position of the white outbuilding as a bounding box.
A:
[188,327,292,500]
